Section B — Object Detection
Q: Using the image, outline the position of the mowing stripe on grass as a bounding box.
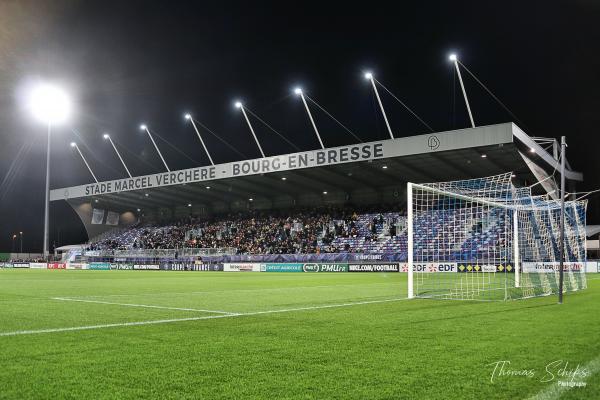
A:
[526,354,600,400]
[0,297,408,337]
[51,297,235,314]
[71,282,400,299]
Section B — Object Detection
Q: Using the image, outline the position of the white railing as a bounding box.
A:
[83,247,237,258]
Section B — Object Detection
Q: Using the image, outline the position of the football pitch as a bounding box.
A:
[0,270,599,399]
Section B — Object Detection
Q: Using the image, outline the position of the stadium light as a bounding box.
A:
[248,198,253,202]
[184,112,215,166]
[382,165,388,169]
[136,208,141,212]
[188,203,192,207]
[141,124,170,172]
[293,87,325,149]
[322,191,328,195]
[364,71,394,139]
[529,148,536,153]
[144,193,149,197]
[103,133,132,178]
[281,177,287,181]
[205,186,211,189]
[27,82,72,260]
[481,154,487,158]
[70,142,98,183]
[234,100,266,158]
[448,53,475,128]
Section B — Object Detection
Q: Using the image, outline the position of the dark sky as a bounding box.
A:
[1,1,599,252]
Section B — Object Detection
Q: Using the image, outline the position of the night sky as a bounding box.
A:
[0,1,599,252]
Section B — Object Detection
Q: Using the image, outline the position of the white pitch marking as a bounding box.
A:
[0,297,409,337]
[51,297,235,315]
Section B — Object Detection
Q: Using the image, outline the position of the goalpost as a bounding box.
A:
[407,173,587,301]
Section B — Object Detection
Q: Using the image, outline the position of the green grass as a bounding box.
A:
[0,270,599,399]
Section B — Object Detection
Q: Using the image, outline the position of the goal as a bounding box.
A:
[407,173,587,301]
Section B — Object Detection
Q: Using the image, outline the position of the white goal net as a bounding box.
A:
[407,173,587,301]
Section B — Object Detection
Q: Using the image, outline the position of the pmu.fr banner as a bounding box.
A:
[30,262,48,269]
[349,263,399,272]
[47,263,66,269]
[401,263,457,273]
[302,263,348,272]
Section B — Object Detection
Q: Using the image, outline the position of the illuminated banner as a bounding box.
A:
[50,124,515,201]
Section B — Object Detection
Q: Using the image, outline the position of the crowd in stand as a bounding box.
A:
[87,205,405,255]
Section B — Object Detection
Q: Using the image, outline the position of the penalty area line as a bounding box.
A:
[51,297,235,315]
[1,297,408,337]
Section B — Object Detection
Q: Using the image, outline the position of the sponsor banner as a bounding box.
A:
[66,263,87,270]
[585,261,599,273]
[224,263,261,272]
[303,263,348,272]
[401,263,457,273]
[12,262,30,268]
[0,262,13,268]
[263,263,304,272]
[47,263,66,270]
[114,263,133,270]
[133,264,160,270]
[456,264,515,273]
[349,263,400,272]
[30,262,48,269]
[522,262,583,273]
[89,262,111,270]
[161,262,222,271]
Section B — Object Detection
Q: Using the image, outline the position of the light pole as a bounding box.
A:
[449,54,475,128]
[235,101,265,158]
[294,88,325,149]
[70,142,98,182]
[19,232,23,253]
[184,114,215,165]
[364,72,394,139]
[27,83,71,260]
[140,124,170,171]
[103,133,132,178]
[12,234,16,253]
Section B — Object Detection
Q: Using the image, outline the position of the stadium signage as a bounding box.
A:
[224,263,261,272]
[522,262,583,273]
[30,262,47,269]
[263,263,304,272]
[348,263,400,272]
[89,262,111,270]
[302,263,349,272]
[52,141,387,200]
[12,262,30,268]
[47,263,66,270]
[401,263,457,273]
[133,264,160,270]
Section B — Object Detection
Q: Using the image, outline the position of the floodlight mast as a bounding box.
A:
[449,54,475,128]
[103,134,132,178]
[185,114,215,165]
[141,124,170,172]
[71,142,98,183]
[294,88,324,149]
[235,102,265,158]
[27,83,71,260]
[365,72,394,139]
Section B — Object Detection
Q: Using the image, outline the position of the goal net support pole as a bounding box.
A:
[513,210,520,288]
[407,182,414,299]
